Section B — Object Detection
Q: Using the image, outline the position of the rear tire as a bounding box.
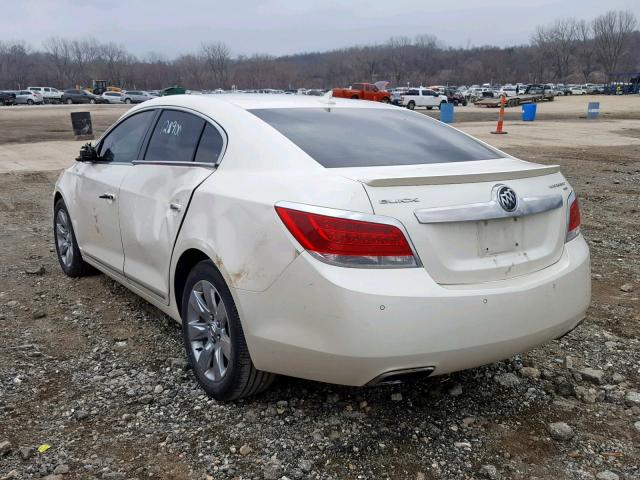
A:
[54,199,94,277]
[350,95,359,99]
[439,101,446,110]
[380,97,390,104]
[89,99,96,104]
[124,98,132,104]
[181,260,275,401]
[27,99,34,105]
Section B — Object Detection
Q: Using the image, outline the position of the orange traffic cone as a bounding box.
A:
[491,94,508,134]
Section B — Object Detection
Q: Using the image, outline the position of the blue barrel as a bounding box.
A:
[521,103,537,121]
[440,102,454,123]
[587,102,600,119]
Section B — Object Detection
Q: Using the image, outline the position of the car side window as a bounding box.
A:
[144,110,205,162]
[194,123,225,164]
[98,111,155,163]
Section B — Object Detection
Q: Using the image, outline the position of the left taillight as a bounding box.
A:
[275,204,418,268]
[566,191,581,242]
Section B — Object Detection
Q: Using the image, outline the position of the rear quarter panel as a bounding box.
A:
[172,169,373,295]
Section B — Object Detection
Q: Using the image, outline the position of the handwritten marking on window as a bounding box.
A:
[161,120,182,136]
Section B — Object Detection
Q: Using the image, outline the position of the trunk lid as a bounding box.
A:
[339,159,570,284]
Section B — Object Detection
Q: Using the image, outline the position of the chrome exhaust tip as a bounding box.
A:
[367,366,435,386]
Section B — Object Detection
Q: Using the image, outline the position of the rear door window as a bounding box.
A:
[98,111,155,163]
[193,124,225,164]
[250,107,503,168]
[144,110,205,162]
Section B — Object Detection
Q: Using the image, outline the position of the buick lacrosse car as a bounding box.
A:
[53,94,590,400]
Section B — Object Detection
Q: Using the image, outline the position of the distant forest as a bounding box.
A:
[0,9,637,90]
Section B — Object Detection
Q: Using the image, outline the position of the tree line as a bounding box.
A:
[0,9,637,91]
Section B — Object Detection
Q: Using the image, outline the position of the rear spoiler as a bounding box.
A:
[359,165,561,187]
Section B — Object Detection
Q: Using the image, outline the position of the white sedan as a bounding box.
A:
[53,94,591,400]
[101,91,126,103]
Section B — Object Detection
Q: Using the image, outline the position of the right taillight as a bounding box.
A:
[566,191,581,242]
[275,203,419,268]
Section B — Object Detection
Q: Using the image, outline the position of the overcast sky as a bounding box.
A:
[7,0,640,58]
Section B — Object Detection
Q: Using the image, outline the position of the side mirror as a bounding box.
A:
[76,143,99,162]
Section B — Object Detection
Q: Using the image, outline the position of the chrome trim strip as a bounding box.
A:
[124,274,167,300]
[362,165,561,187]
[131,160,216,169]
[275,200,423,268]
[414,190,563,224]
[83,252,167,300]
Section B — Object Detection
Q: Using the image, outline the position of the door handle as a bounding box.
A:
[98,193,115,200]
[169,202,182,212]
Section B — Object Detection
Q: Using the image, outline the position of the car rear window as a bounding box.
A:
[250,108,502,168]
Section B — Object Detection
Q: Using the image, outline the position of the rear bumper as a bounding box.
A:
[236,236,591,386]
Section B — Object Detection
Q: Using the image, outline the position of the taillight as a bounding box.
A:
[566,191,581,242]
[275,204,418,268]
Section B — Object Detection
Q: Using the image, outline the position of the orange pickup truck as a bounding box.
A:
[332,82,391,103]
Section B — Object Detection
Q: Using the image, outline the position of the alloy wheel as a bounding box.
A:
[186,280,231,382]
[55,209,74,268]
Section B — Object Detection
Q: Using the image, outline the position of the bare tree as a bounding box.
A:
[575,20,595,82]
[43,37,73,86]
[532,18,578,81]
[592,10,638,78]
[386,36,412,85]
[0,41,31,88]
[99,42,130,87]
[70,38,100,86]
[201,42,231,89]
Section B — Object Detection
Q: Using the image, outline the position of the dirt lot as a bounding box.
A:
[0,95,639,480]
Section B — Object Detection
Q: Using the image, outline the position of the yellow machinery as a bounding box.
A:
[85,80,122,95]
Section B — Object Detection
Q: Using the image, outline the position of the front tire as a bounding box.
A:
[89,99,96,104]
[54,199,93,277]
[66,98,73,104]
[407,101,415,110]
[124,98,132,104]
[181,260,275,401]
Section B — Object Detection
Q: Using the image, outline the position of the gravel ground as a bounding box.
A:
[0,102,639,480]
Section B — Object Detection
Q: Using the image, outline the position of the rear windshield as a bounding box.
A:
[250,108,502,168]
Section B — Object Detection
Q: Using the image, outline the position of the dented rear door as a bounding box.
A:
[118,109,224,302]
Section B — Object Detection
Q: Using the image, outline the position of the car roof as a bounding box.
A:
[129,93,395,113]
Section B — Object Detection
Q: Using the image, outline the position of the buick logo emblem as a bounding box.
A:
[497,186,518,212]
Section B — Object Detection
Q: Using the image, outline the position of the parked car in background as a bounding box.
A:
[389,87,409,105]
[13,90,43,105]
[444,87,467,106]
[28,86,63,104]
[53,94,590,401]
[568,86,587,95]
[0,91,16,106]
[62,89,106,104]
[102,91,127,103]
[401,87,448,110]
[499,85,518,97]
[332,82,391,103]
[122,91,155,104]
